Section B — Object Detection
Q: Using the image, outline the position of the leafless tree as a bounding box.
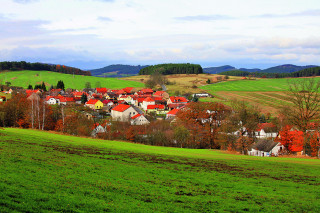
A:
[283,78,320,132]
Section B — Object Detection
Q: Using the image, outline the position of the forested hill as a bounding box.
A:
[139,63,203,75]
[219,66,320,78]
[90,64,149,77]
[203,64,317,74]
[0,61,91,76]
[262,64,317,73]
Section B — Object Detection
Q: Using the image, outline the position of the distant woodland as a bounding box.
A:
[139,63,203,75]
[220,66,320,78]
[0,61,91,76]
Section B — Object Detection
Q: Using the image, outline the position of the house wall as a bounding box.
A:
[131,116,150,125]
[111,107,138,122]
[141,101,155,111]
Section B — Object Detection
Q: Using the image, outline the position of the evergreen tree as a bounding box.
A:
[81,93,88,104]
[41,82,47,92]
[57,80,65,91]
[27,85,33,89]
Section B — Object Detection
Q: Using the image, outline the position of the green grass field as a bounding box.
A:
[202,77,320,92]
[0,71,144,90]
[1,128,319,212]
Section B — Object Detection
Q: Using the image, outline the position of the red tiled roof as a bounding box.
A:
[26,89,40,94]
[96,88,108,93]
[167,108,179,115]
[60,97,75,102]
[73,92,88,97]
[45,96,54,101]
[131,114,142,119]
[143,97,154,102]
[124,87,134,93]
[170,96,188,103]
[102,99,113,104]
[147,104,165,110]
[153,97,163,101]
[141,88,153,93]
[112,104,131,112]
[154,91,165,96]
[86,99,99,105]
[116,89,125,94]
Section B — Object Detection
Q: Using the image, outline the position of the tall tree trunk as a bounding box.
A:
[37,99,40,129]
[61,105,65,132]
[31,100,34,129]
[42,101,45,130]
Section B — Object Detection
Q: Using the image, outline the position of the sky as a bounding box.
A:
[1,0,320,69]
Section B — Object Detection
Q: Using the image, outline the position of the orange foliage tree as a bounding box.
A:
[176,102,230,149]
[277,125,304,153]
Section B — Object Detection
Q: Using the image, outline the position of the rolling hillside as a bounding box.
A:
[201,77,320,114]
[90,64,149,77]
[0,70,144,90]
[1,128,319,212]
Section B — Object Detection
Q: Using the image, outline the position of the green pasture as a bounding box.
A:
[1,128,319,212]
[0,71,144,90]
[202,77,320,92]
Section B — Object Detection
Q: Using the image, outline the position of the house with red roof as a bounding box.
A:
[58,97,75,105]
[131,114,150,125]
[45,96,58,105]
[166,108,180,119]
[111,104,139,122]
[167,96,188,104]
[96,88,109,94]
[146,104,167,115]
[139,88,154,95]
[255,123,278,138]
[123,87,136,94]
[141,97,155,110]
[85,99,104,110]
[153,91,169,99]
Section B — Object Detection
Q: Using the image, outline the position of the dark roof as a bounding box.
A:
[252,139,279,152]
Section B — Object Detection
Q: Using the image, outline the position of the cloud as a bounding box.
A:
[97,16,113,22]
[12,0,37,3]
[255,9,320,18]
[175,14,233,22]
[0,19,50,38]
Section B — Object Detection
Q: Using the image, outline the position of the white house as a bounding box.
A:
[141,97,155,111]
[111,104,139,122]
[131,114,150,125]
[248,139,284,157]
[45,96,58,105]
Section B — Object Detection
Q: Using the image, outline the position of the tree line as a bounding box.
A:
[139,63,203,75]
[219,66,320,78]
[0,61,91,76]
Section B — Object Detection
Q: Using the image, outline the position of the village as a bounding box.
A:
[1,84,305,158]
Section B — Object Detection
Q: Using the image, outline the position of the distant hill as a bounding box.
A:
[139,63,203,75]
[261,64,318,73]
[0,61,91,76]
[90,64,149,77]
[203,64,318,74]
[203,65,236,74]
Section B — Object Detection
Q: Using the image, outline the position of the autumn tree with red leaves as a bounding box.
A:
[176,102,230,149]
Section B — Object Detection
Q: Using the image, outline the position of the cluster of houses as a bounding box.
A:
[25,87,188,126]
[1,86,307,157]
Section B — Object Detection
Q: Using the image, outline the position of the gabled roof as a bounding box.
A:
[26,89,40,94]
[45,96,55,101]
[131,114,143,119]
[252,139,279,152]
[96,88,108,93]
[86,99,99,105]
[147,104,165,110]
[167,108,179,115]
[102,99,113,104]
[112,104,131,112]
[60,97,75,102]
[154,91,165,96]
[141,88,154,93]
[169,96,188,103]
[143,97,155,102]
[123,87,135,93]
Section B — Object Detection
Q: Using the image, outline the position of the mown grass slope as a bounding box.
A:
[0,71,144,89]
[201,77,320,92]
[1,128,319,212]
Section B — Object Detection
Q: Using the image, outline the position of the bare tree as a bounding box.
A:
[283,78,320,132]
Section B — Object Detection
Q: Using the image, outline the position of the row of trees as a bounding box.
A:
[139,63,203,75]
[219,66,320,78]
[0,61,91,76]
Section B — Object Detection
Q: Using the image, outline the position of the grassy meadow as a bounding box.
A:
[0,70,144,90]
[1,128,319,212]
